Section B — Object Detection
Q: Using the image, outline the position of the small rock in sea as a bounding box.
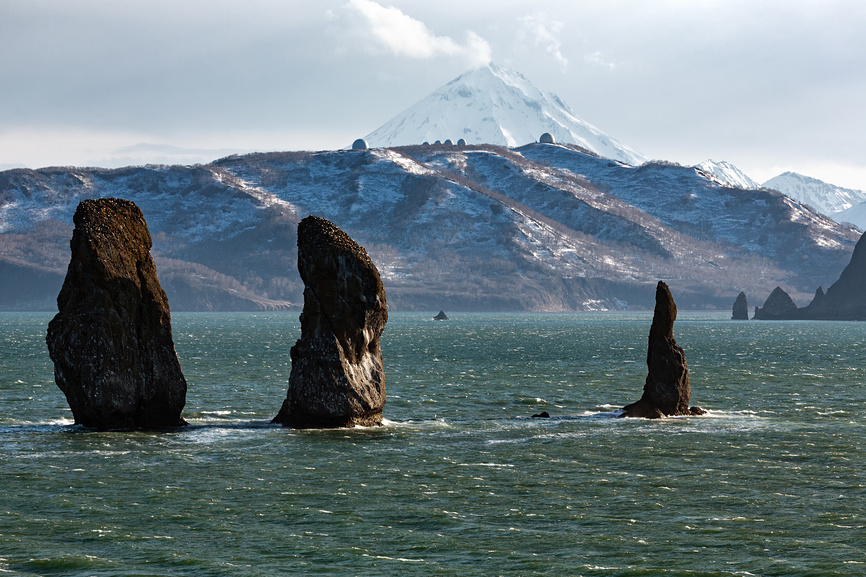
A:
[433,310,449,321]
[731,291,749,320]
[621,281,704,418]
[273,216,388,428]
[46,198,187,430]
[531,411,550,418]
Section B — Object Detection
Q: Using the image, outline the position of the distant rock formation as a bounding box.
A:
[801,232,866,320]
[801,287,827,318]
[273,216,388,428]
[751,234,866,320]
[45,198,187,430]
[433,310,449,321]
[732,292,749,320]
[753,286,799,320]
[622,281,704,418]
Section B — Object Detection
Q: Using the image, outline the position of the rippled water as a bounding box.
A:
[1,312,864,576]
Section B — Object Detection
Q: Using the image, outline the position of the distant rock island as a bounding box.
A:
[731,292,749,320]
[753,286,800,320]
[754,233,866,320]
[433,310,449,321]
[622,282,704,418]
[273,216,388,428]
[46,199,187,430]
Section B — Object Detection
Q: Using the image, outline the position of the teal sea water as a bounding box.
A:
[1,311,864,576]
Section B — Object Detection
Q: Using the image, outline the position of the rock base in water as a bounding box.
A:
[46,198,187,430]
[273,216,387,428]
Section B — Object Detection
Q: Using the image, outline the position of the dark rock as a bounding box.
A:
[622,281,701,418]
[45,198,187,430]
[801,233,866,320]
[531,411,550,418]
[273,216,387,428]
[433,310,449,321]
[731,291,749,320]
[753,286,799,320]
[799,286,828,319]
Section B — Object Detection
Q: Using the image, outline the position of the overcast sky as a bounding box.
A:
[2,0,864,189]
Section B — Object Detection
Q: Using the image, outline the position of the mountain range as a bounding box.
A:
[1,143,858,312]
[761,172,866,229]
[1,64,861,312]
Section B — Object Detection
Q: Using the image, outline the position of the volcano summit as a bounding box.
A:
[363,63,647,166]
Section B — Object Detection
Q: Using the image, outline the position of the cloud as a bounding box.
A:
[518,14,568,69]
[584,51,617,71]
[334,0,491,66]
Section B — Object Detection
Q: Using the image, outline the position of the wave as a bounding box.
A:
[0,406,786,438]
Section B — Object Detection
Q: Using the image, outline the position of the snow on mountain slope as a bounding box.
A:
[834,201,866,230]
[0,165,283,241]
[1,145,860,311]
[695,160,758,189]
[517,143,859,288]
[363,63,647,166]
[762,171,866,216]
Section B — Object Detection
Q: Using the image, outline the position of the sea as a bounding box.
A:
[1,311,863,576]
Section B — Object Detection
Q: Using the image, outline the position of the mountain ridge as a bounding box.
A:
[695,160,758,189]
[762,171,866,224]
[1,144,858,312]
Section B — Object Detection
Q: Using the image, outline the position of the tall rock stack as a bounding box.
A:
[622,281,703,418]
[46,198,187,430]
[273,216,388,428]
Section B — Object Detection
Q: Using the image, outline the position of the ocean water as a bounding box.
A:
[0,311,864,576]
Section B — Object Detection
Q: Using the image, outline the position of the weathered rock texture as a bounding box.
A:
[731,291,749,320]
[46,198,187,430]
[273,216,387,428]
[622,281,703,418]
[753,286,799,320]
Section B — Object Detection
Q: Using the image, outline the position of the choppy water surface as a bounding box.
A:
[1,312,864,576]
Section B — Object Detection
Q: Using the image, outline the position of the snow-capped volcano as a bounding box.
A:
[763,172,866,215]
[363,63,647,166]
[695,159,758,189]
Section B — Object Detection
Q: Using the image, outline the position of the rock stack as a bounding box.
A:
[753,286,799,320]
[273,216,387,428]
[622,281,704,418]
[46,198,187,430]
[731,292,749,320]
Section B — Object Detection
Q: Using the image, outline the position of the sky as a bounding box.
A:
[2,0,865,190]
